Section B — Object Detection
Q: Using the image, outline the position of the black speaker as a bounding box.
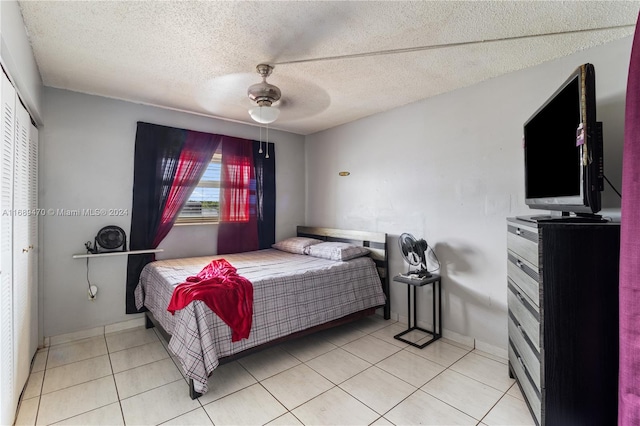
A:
[93,226,127,253]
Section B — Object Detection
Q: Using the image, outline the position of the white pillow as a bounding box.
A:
[305,242,370,261]
[271,237,323,254]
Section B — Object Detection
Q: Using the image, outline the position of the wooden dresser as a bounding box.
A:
[507,217,620,426]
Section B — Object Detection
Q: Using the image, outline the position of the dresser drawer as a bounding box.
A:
[507,252,540,307]
[508,315,541,391]
[507,223,539,268]
[509,341,541,426]
[507,280,540,349]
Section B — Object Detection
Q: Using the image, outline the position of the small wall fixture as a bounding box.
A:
[339,171,350,176]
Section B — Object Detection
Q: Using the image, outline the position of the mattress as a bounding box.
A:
[134,248,386,394]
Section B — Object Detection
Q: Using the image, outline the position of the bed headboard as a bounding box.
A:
[296,226,390,319]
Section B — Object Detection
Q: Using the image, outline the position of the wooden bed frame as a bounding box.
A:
[144,226,390,399]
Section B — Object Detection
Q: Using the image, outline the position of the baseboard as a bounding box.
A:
[391,309,506,355]
[45,316,146,347]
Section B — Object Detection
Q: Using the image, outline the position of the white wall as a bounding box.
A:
[0,0,42,122]
[40,87,305,337]
[305,36,632,350]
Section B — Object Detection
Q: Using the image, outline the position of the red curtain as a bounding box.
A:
[152,132,221,247]
[217,136,259,254]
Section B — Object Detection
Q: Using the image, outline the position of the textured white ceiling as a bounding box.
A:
[18,1,639,135]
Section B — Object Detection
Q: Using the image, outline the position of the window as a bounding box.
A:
[176,150,221,223]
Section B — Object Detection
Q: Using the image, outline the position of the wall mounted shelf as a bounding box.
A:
[72,249,163,259]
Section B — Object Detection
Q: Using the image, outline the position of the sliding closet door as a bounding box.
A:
[13,100,32,393]
[28,122,38,357]
[0,72,16,426]
[0,71,38,426]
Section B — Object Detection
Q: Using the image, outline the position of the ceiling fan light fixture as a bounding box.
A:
[249,105,280,124]
[247,64,282,124]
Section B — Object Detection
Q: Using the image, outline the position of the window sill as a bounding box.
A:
[174,221,219,226]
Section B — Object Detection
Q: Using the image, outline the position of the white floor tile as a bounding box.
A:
[372,322,424,347]
[42,355,112,394]
[29,322,526,426]
[237,346,301,381]
[422,369,504,420]
[52,402,124,425]
[450,352,515,392]
[160,407,213,425]
[105,327,159,353]
[482,394,536,425]
[46,336,108,369]
[14,397,39,426]
[292,386,379,426]
[385,389,477,425]
[114,358,183,399]
[376,349,446,387]
[36,376,118,425]
[120,380,200,425]
[203,383,287,425]
[261,364,334,410]
[342,335,402,364]
[472,348,508,365]
[196,360,257,405]
[370,417,395,425]
[405,339,470,367]
[340,366,416,415]
[306,347,371,384]
[266,412,303,425]
[507,382,525,401]
[280,334,337,362]
[315,323,367,347]
[23,370,44,399]
[109,341,170,373]
[31,350,48,373]
[350,315,393,334]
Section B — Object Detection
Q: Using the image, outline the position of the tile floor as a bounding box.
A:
[14,316,535,425]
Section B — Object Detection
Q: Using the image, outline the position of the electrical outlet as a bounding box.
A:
[88,285,98,301]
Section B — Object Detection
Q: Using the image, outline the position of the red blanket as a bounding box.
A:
[167,259,253,342]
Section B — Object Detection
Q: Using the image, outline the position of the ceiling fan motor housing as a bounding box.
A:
[247,64,281,106]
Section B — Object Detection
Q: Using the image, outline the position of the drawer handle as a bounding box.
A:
[516,259,524,268]
[518,356,525,368]
[517,324,525,336]
[516,228,522,235]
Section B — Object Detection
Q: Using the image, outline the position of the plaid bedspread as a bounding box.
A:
[134,249,386,394]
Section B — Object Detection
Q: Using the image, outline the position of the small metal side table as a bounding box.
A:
[393,273,442,349]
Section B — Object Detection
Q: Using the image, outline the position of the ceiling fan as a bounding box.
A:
[219,23,634,126]
[246,64,281,124]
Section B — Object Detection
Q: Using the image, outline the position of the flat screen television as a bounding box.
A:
[523,63,604,220]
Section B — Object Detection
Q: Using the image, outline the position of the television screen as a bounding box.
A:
[523,63,602,217]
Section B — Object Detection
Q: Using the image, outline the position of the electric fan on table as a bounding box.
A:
[398,233,431,278]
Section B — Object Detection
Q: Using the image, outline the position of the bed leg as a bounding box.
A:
[189,379,202,400]
[145,314,154,329]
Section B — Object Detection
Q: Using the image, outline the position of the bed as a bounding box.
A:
[134,226,390,398]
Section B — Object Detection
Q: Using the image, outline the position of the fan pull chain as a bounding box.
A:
[258,108,264,153]
[265,124,270,159]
